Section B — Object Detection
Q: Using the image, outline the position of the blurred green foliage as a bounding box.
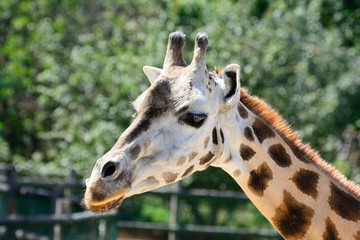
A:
[1,0,360,180]
[0,0,358,179]
[1,0,360,236]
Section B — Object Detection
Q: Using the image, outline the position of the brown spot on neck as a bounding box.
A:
[142,176,160,186]
[328,182,360,222]
[204,136,210,149]
[138,176,160,192]
[233,169,241,177]
[237,104,248,119]
[247,162,273,197]
[182,165,194,178]
[244,127,255,142]
[290,168,320,199]
[199,151,215,165]
[268,144,292,168]
[188,151,198,162]
[163,172,179,184]
[322,217,340,240]
[272,190,314,240]
[239,144,256,161]
[291,147,310,164]
[252,118,275,144]
[176,156,186,167]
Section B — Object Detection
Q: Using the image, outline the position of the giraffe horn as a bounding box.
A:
[163,32,187,69]
[190,32,208,71]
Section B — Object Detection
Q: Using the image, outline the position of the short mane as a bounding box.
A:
[239,87,360,200]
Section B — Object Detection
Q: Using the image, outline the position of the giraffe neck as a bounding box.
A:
[217,89,360,240]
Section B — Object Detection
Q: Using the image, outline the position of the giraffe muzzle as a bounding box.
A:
[84,167,131,212]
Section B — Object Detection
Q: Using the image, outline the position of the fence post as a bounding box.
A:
[168,181,181,240]
[51,184,63,240]
[98,219,107,240]
[5,165,17,239]
[6,165,16,216]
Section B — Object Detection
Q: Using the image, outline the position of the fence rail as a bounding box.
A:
[0,211,118,225]
[116,221,281,238]
[0,164,282,240]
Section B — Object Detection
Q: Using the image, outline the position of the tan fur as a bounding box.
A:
[240,87,360,200]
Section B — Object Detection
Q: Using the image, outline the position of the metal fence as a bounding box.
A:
[0,165,282,240]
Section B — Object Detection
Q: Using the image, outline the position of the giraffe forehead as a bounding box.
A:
[144,79,173,109]
[141,77,191,111]
[124,69,220,144]
[125,78,205,143]
[134,66,220,112]
[125,80,173,142]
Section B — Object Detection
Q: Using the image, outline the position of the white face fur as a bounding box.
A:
[124,69,222,197]
[84,32,240,212]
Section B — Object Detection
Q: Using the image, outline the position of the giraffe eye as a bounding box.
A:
[180,113,207,128]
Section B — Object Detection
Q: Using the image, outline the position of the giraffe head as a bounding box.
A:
[84,32,241,212]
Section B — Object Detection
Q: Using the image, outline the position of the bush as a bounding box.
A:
[0,0,359,184]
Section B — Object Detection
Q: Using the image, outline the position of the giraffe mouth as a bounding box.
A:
[84,185,130,213]
[85,195,125,213]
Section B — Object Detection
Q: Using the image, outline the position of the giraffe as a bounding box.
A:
[84,32,360,239]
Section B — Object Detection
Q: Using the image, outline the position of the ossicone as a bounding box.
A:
[163,31,187,69]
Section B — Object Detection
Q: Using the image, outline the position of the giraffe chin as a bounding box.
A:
[85,196,125,213]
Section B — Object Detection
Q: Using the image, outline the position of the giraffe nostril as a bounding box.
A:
[101,162,117,178]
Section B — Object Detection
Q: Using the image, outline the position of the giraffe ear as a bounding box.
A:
[143,66,162,84]
[221,64,241,112]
